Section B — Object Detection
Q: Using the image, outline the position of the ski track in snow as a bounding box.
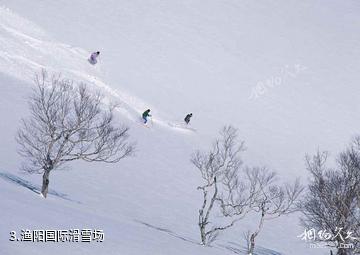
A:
[0,6,179,132]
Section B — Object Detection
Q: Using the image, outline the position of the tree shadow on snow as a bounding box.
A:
[218,241,283,255]
[134,220,283,255]
[0,171,81,204]
[134,219,200,245]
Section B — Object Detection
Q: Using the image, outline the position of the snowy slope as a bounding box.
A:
[1,1,360,254]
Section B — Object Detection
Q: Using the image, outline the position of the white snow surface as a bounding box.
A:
[0,1,360,254]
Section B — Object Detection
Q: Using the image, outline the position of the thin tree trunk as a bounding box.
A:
[41,169,51,198]
[248,233,255,255]
[200,221,206,245]
[336,248,347,255]
[198,186,207,245]
[198,177,218,245]
[248,210,265,255]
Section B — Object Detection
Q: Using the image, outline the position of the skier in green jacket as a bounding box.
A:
[142,109,151,124]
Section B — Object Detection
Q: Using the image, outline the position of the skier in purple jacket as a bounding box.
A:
[89,51,100,64]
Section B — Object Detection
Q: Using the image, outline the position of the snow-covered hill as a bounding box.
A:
[1,1,360,254]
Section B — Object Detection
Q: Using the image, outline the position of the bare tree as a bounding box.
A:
[191,126,246,245]
[17,70,134,198]
[300,138,360,255]
[244,167,303,255]
[192,126,304,249]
